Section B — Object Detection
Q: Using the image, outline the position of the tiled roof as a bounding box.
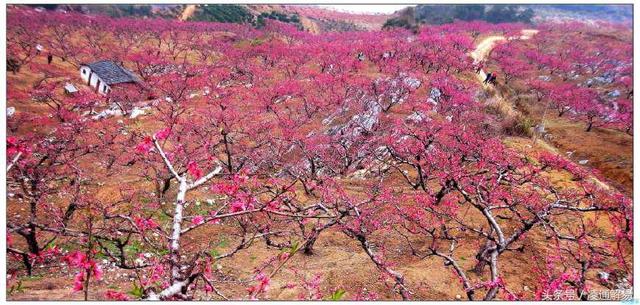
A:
[84,60,139,85]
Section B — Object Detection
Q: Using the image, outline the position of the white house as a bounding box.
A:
[79,60,140,95]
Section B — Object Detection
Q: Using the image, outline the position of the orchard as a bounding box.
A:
[5,6,633,301]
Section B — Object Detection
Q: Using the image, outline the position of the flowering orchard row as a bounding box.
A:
[490,21,632,133]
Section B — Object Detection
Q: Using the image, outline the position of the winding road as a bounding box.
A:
[471,29,538,85]
[470,29,612,191]
[180,5,197,21]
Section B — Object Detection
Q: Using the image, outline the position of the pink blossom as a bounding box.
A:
[105,290,130,301]
[134,217,159,231]
[92,264,103,280]
[154,127,171,140]
[192,216,204,225]
[7,136,18,146]
[135,137,153,154]
[230,200,247,213]
[267,199,281,210]
[247,272,271,296]
[187,161,203,180]
[72,272,85,292]
[64,251,86,267]
[211,182,239,195]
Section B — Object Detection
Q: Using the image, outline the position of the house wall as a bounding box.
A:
[80,66,91,83]
[93,77,110,95]
[79,66,111,95]
[89,73,100,88]
[102,84,111,95]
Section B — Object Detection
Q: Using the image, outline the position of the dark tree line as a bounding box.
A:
[255,11,303,30]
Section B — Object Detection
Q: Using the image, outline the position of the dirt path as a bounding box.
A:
[471,30,538,84]
[471,35,505,83]
[470,31,535,121]
[471,30,615,192]
[180,4,197,21]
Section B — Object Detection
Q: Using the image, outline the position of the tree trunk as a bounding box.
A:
[303,231,319,255]
[25,199,40,271]
[169,178,188,282]
[472,239,492,274]
[23,254,33,276]
[473,256,488,274]
[483,251,500,300]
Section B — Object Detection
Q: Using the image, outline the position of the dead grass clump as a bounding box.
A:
[502,114,534,138]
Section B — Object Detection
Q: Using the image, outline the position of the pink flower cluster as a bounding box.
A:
[7,136,30,157]
[135,136,153,154]
[134,217,159,231]
[154,127,171,140]
[187,161,203,180]
[64,251,102,292]
[191,215,204,225]
[105,290,130,301]
[28,246,61,264]
[247,272,271,298]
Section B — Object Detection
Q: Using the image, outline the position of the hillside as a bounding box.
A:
[533,4,632,23]
[384,4,631,29]
[26,4,391,32]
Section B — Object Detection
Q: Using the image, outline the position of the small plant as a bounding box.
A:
[8,280,25,295]
[502,115,534,137]
[128,283,144,299]
[328,288,346,301]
